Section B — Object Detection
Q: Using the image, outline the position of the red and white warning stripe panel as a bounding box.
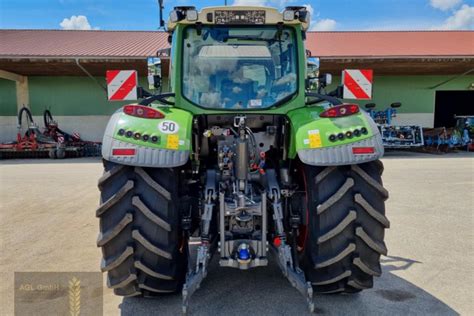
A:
[342,69,373,100]
[106,70,138,101]
[72,132,81,140]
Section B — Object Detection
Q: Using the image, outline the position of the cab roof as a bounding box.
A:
[167,6,309,31]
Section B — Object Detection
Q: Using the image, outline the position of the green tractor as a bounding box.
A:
[97,5,389,313]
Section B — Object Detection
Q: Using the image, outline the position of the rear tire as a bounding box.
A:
[97,160,186,297]
[299,160,389,294]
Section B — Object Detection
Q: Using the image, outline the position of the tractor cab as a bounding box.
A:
[165,6,310,111]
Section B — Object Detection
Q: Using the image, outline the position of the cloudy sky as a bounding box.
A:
[1,0,473,31]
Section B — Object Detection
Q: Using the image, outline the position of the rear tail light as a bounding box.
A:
[123,105,165,119]
[112,148,136,156]
[320,104,359,118]
[352,147,375,154]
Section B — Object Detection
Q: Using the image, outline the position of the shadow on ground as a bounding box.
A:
[119,255,458,316]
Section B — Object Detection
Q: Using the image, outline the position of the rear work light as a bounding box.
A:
[320,104,359,118]
[123,105,165,119]
[352,147,375,155]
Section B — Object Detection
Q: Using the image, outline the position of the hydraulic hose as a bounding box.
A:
[43,109,53,127]
[17,107,34,128]
[43,109,68,136]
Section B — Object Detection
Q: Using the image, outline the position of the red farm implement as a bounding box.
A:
[0,107,101,159]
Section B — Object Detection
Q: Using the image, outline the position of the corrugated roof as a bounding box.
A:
[306,31,474,58]
[0,29,473,59]
[0,30,169,58]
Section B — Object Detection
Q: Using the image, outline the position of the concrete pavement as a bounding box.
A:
[0,153,472,315]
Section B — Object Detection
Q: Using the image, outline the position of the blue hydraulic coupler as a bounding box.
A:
[237,243,251,262]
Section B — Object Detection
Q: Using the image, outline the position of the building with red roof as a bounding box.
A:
[0,29,473,141]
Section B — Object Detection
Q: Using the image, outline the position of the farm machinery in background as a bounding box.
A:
[0,107,101,159]
[423,115,474,152]
[453,115,474,151]
[365,102,424,149]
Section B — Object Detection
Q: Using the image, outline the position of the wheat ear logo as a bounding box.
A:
[68,277,81,316]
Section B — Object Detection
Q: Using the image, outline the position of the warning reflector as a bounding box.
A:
[106,70,138,101]
[352,147,375,154]
[112,148,136,156]
[342,69,373,100]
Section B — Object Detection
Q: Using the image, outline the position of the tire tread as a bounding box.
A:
[301,161,388,294]
[97,162,185,296]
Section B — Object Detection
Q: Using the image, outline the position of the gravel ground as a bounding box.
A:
[0,152,472,315]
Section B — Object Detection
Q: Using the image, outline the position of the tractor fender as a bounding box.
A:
[101,107,193,167]
[290,109,384,166]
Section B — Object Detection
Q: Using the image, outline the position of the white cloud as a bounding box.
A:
[303,4,337,31]
[434,4,474,29]
[232,0,267,6]
[430,0,462,11]
[60,15,98,30]
[303,4,314,16]
[311,19,337,31]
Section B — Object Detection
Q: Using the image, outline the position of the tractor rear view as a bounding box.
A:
[96,5,389,313]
